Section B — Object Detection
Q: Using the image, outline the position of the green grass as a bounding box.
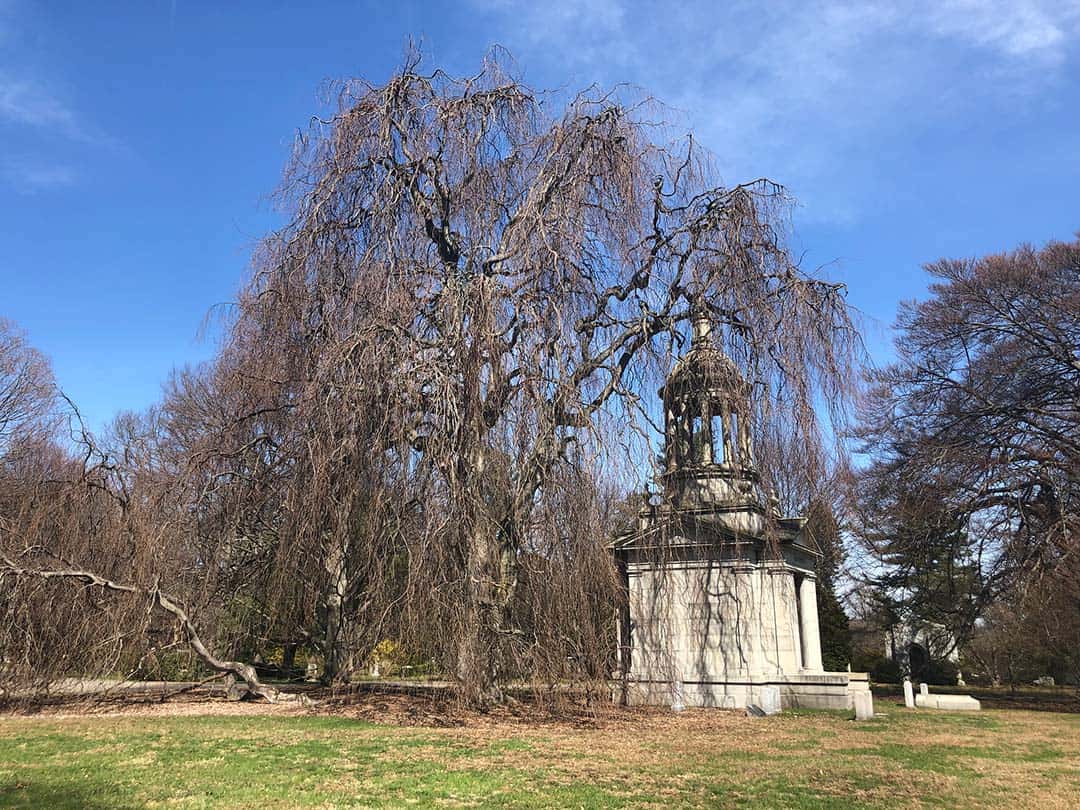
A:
[0,704,1078,808]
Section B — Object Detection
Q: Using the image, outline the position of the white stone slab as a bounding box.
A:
[903,679,915,708]
[915,693,981,711]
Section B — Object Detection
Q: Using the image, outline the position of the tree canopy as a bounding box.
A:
[853,235,1079,677]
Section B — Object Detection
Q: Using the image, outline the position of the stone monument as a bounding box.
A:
[613,312,870,711]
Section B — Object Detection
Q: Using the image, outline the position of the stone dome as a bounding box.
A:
[662,344,746,400]
[660,315,748,401]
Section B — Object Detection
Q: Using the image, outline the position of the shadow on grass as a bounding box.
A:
[0,778,136,810]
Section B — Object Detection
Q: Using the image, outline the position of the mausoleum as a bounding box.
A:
[613,314,869,710]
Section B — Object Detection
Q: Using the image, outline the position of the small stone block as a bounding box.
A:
[760,685,782,715]
[854,690,874,721]
[671,679,685,712]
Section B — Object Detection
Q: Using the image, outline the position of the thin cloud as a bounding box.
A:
[0,74,79,129]
[2,156,77,193]
[0,0,115,190]
[0,72,110,145]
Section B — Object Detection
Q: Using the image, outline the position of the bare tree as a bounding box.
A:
[0,319,55,455]
[2,50,860,707]
[0,325,304,703]
[204,49,859,703]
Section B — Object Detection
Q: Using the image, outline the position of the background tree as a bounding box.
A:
[805,496,852,671]
[0,319,55,456]
[853,234,1079,671]
[0,326,162,698]
[856,481,984,658]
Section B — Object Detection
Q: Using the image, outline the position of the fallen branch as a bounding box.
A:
[0,553,312,705]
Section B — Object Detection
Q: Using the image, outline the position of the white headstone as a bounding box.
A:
[854,690,874,721]
[903,678,915,708]
[920,682,929,697]
[760,685,782,716]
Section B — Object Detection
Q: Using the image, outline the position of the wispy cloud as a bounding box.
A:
[0,73,80,131]
[0,71,112,145]
[0,2,114,190]
[0,69,108,191]
[927,0,1080,63]
[2,156,76,193]
[469,0,1080,222]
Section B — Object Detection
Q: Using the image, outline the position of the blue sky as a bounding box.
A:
[2,0,1079,431]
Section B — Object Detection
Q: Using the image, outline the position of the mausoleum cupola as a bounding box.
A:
[659,311,761,513]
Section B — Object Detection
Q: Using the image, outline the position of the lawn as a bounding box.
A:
[1,699,1077,809]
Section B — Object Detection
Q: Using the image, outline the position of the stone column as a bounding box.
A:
[664,404,676,471]
[798,575,824,672]
[720,402,733,464]
[700,396,712,463]
[788,574,803,671]
[739,409,752,462]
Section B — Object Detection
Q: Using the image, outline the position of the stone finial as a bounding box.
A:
[692,311,712,345]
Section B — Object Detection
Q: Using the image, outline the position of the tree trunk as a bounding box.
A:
[456,525,502,705]
[321,535,350,685]
[282,643,297,676]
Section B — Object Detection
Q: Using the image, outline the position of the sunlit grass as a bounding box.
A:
[0,702,1077,808]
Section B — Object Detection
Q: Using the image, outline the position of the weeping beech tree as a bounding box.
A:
[195,50,859,703]
[2,51,859,706]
